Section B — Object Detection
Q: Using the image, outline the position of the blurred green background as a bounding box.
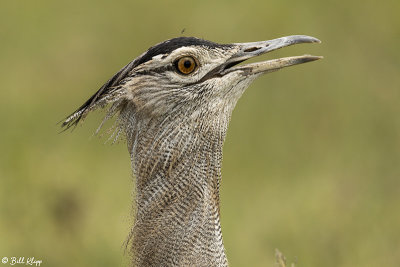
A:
[1,0,399,266]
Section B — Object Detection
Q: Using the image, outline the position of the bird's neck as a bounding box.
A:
[128,114,229,266]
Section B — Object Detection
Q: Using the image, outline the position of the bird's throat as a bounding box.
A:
[128,116,229,266]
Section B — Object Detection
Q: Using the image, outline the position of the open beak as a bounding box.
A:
[223,35,322,75]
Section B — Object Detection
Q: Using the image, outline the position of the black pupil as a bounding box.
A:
[183,60,192,69]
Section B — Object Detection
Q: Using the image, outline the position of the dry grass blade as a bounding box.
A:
[275,249,296,267]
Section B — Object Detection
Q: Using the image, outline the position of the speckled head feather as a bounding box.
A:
[62,37,233,129]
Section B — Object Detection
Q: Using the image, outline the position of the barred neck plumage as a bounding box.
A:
[128,109,231,267]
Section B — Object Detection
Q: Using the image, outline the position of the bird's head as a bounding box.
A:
[62,36,321,142]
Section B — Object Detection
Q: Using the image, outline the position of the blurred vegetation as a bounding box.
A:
[1,0,399,266]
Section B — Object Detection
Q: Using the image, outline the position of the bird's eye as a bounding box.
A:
[175,56,197,75]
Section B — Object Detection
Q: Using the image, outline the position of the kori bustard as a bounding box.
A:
[63,35,321,266]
